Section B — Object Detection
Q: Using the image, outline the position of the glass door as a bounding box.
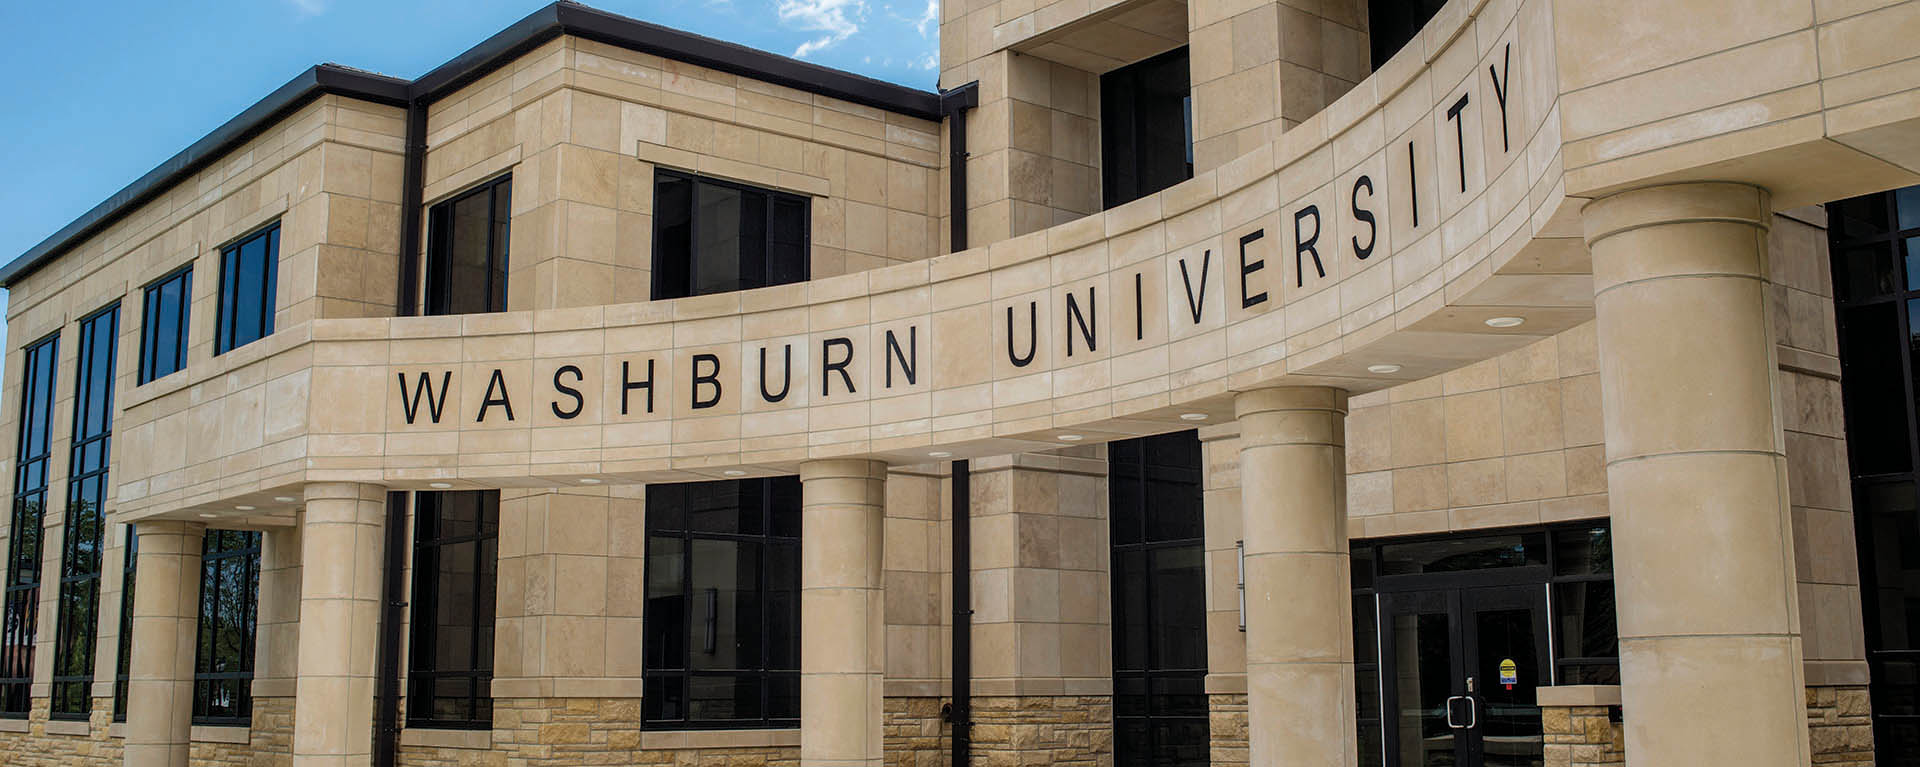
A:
[1461,585,1548,767]
[1379,585,1548,767]
[1382,589,1464,766]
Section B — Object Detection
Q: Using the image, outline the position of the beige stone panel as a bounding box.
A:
[1618,635,1808,764]
[124,520,205,767]
[292,482,386,766]
[799,458,887,766]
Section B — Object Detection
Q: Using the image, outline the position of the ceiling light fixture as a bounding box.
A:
[1367,364,1402,374]
[198,513,219,519]
[723,470,746,477]
[1057,434,1084,442]
[235,505,256,511]
[579,478,602,484]
[1179,413,1208,421]
[1485,316,1525,328]
[429,482,453,489]
[929,451,952,458]
[273,496,296,503]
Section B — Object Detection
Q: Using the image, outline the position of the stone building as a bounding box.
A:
[0,0,1917,765]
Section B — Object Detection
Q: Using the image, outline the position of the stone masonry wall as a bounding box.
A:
[1809,685,1874,767]
[1543,705,1624,767]
[969,695,1111,767]
[0,694,288,767]
[1208,693,1248,767]
[396,697,800,767]
[884,696,948,767]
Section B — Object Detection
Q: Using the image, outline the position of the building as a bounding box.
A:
[0,0,1918,764]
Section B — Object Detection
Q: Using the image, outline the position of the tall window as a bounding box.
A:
[193,530,259,725]
[643,477,801,729]
[651,171,809,300]
[1101,47,1193,210]
[139,266,191,383]
[425,175,511,315]
[407,490,498,728]
[113,526,137,722]
[2,335,59,715]
[1108,430,1208,767]
[52,304,119,718]
[1830,186,1920,761]
[216,223,279,355]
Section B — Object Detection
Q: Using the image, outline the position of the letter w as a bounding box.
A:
[398,371,452,424]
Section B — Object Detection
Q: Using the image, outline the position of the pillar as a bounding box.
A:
[799,459,888,767]
[1234,386,1354,767]
[123,520,204,767]
[1581,182,1809,765]
[292,483,388,767]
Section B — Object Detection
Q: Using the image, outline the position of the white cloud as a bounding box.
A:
[915,52,937,70]
[288,0,330,17]
[777,0,868,58]
[915,0,938,37]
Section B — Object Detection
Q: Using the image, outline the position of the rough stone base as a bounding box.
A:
[1208,693,1248,767]
[0,694,290,766]
[1809,684,1874,767]
[397,697,801,767]
[969,695,1112,767]
[884,696,948,767]
[1544,705,1624,767]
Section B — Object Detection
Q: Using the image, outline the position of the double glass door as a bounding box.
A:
[1380,584,1548,767]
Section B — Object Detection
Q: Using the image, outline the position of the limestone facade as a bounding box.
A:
[1,0,1919,765]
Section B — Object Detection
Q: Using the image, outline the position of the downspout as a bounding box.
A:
[938,82,978,767]
[372,491,411,767]
[374,97,428,767]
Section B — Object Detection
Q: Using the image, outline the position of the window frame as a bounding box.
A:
[192,530,260,726]
[1,333,61,716]
[649,169,812,301]
[112,525,137,722]
[642,477,802,730]
[406,490,499,730]
[1099,46,1195,211]
[424,175,512,316]
[50,303,120,719]
[214,222,280,356]
[138,265,192,384]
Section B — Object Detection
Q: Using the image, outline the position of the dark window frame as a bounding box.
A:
[424,175,512,316]
[192,530,260,726]
[406,490,499,729]
[1100,46,1194,211]
[51,303,120,719]
[1,333,60,716]
[1108,430,1209,767]
[138,265,192,384]
[649,169,811,301]
[215,222,280,355]
[113,525,137,722]
[643,477,802,730]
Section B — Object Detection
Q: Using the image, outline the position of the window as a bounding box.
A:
[651,170,809,300]
[643,477,801,729]
[1108,430,1208,767]
[1,335,59,715]
[216,224,279,354]
[1368,0,1447,69]
[113,526,136,722]
[52,305,119,718]
[139,267,191,383]
[407,491,498,728]
[1100,46,1193,210]
[193,530,259,725]
[1549,525,1618,684]
[425,176,511,315]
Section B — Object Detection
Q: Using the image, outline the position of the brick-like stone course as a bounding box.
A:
[884,696,948,767]
[969,695,1112,767]
[0,694,289,766]
[1208,693,1248,767]
[1809,685,1874,766]
[397,697,800,767]
[1543,704,1624,767]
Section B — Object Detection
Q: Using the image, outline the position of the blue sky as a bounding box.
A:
[0,0,944,365]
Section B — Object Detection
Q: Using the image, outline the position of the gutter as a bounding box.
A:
[941,82,979,254]
[945,460,974,767]
[372,491,411,767]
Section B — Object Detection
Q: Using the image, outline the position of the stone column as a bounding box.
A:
[1581,182,1809,766]
[1234,386,1354,767]
[799,459,888,767]
[123,520,204,767]
[292,483,387,767]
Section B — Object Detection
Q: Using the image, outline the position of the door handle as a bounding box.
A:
[1463,696,1479,730]
[1444,696,1465,729]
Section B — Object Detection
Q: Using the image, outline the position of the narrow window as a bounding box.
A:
[407,490,498,728]
[51,304,119,718]
[139,267,192,383]
[651,171,809,300]
[425,175,512,315]
[112,526,137,722]
[1,335,60,715]
[643,477,801,729]
[1101,46,1194,210]
[1367,0,1448,69]
[1108,430,1208,767]
[193,530,260,725]
[216,224,279,355]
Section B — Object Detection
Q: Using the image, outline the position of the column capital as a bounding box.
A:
[1231,386,1349,418]
[798,458,890,483]
[1581,181,1770,249]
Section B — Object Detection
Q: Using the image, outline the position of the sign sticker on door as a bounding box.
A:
[1499,658,1518,690]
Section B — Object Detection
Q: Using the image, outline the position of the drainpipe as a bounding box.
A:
[372,491,411,767]
[943,82,979,254]
[945,460,973,767]
[394,99,427,317]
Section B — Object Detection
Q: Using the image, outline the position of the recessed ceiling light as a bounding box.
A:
[235,505,255,511]
[429,482,453,489]
[928,451,952,458]
[273,496,296,503]
[1057,434,1083,442]
[1367,364,1402,374]
[1179,413,1208,421]
[579,478,602,484]
[198,513,219,519]
[723,470,746,477]
[1485,316,1525,328]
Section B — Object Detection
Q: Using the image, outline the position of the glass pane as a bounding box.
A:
[1838,244,1899,302]
[768,197,808,287]
[1860,482,1920,650]
[1147,546,1206,670]
[1906,237,1920,292]
[1552,526,1612,575]
[644,536,687,670]
[1899,186,1920,232]
[1835,194,1892,240]
[652,174,694,300]
[689,674,762,722]
[644,674,685,722]
[1553,581,1618,662]
[1473,605,1543,767]
[433,676,472,721]
[1112,548,1149,672]
[688,539,762,671]
[233,234,266,347]
[764,542,799,670]
[693,183,744,296]
[766,671,799,719]
[1380,532,1545,575]
[1392,610,1455,767]
[737,189,768,291]
[435,540,477,671]
[1841,303,1910,475]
